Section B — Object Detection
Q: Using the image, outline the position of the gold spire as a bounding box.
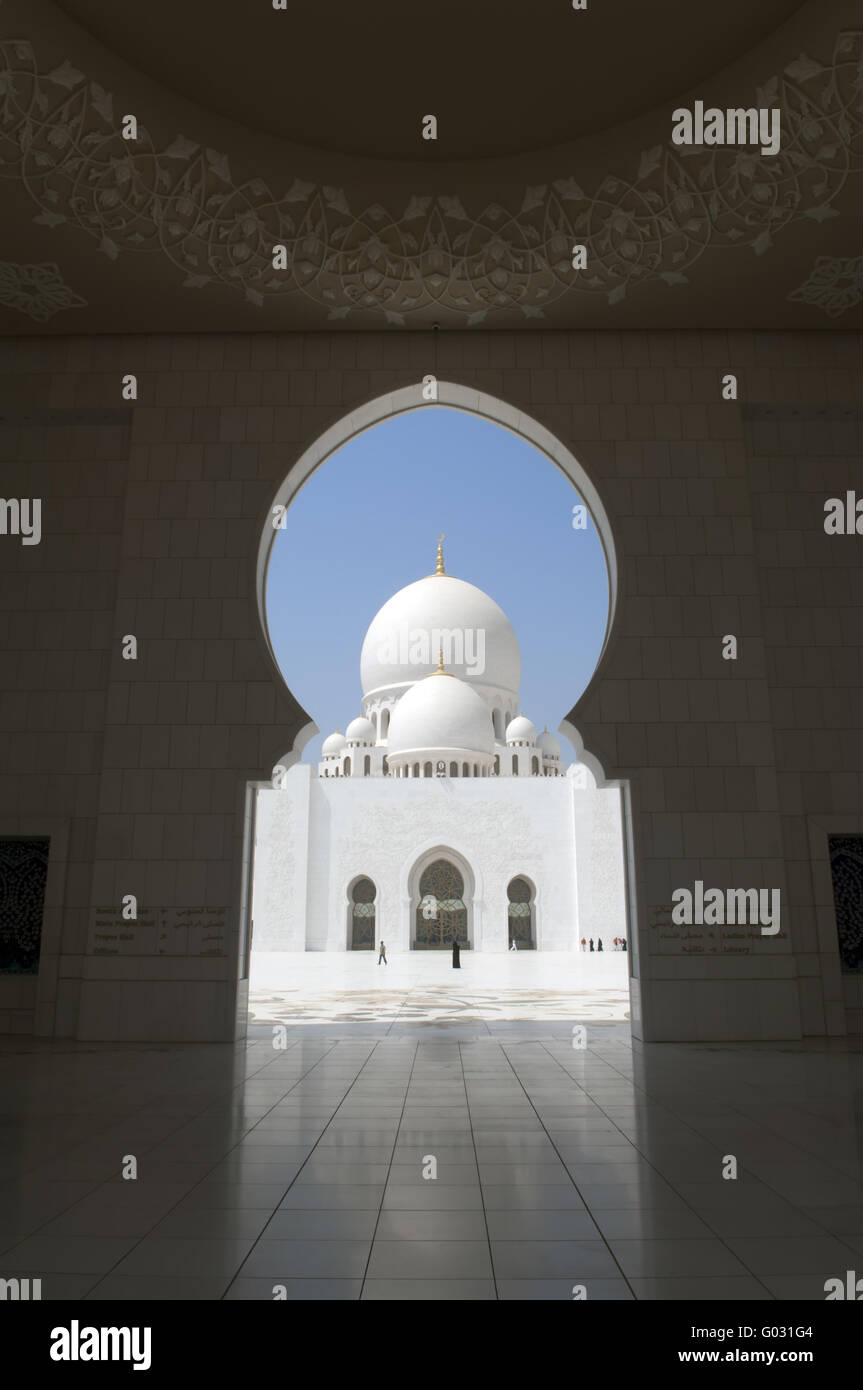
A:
[429,646,451,678]
[435,533,445,575]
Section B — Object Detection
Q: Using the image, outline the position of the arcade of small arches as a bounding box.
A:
[348,862,536,951]
[320,730,561,780]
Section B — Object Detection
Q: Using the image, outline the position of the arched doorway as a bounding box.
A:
[248,382,632,1024]
[349,876,376,950]
[414,858,469,950]
[507,876,535,949]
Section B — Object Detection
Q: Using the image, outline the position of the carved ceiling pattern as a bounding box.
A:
[787,253,863,316]
[0,258,86,320]
[0,32,861,324]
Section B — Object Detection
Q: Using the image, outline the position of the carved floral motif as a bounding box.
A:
[1,33,861,322]
[0,257,86,321]
[787,253,863,317]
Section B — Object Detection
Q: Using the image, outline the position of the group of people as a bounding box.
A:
[377,937,626,961]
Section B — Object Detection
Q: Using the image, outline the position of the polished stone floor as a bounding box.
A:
[2,1019,863,1300]
[249,949,631,1024]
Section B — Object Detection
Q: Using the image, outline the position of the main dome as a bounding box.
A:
[360,569,521,704]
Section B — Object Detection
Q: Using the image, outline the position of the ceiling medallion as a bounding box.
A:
[0,33,861,325]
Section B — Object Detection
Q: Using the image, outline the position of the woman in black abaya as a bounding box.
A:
[451,935,461,968]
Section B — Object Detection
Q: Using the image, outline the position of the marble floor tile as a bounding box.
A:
[3,1016,863,1301]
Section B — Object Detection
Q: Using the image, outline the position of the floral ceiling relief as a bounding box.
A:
[787,254,863,317]
[0,259,86,321]
[0,34,861,324]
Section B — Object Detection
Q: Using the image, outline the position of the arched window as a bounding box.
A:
[462,762,469,777]
[450,761,458,777]
[473,764,478,777]
[350,877,376,950]
[334,765,340,777]
[493,708,502,739]
[344,756,351,776]
[382,755,389,775]
[364,755,371,775]
[532,757,539,775]
[381,709,390,737]
[512,754,518,775]
[494,755,500,775]
[507,876,534,949]
[424,761,432,778]
[413,762,420,778]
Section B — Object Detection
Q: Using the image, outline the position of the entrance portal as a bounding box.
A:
[507,875,535,949]
[350,877,376,950]
[415,858,469,949]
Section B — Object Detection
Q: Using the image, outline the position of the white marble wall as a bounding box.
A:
[251,768,627,953]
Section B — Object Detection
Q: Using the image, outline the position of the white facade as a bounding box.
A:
[251,544,627,951]
[252,766,626,951]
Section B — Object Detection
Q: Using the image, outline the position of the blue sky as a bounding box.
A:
[265,407,610,763]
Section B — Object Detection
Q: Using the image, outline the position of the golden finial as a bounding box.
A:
[427,646,451,678]
[435,533,445,575]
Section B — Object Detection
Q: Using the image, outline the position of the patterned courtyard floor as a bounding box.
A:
[249,951,631,1024]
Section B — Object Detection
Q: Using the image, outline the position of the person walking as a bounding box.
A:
[378,940,387,965]
[510,939,518,952]
[598,937,603,952]
[451,935,461,969]
[589,937,594,952]
[580,937,586,952]
[622,937,627,952]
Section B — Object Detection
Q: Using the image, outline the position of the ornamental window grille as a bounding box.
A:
[350,876,376,950]
[0,838,49,974]
[415,859,468,950]
[507,875,535,949]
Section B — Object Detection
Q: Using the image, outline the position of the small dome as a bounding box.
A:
[345,716,375,744]
[387,672,494,760]
[506,714,537,745]
[322,730,347,756]
[538,728,561,758]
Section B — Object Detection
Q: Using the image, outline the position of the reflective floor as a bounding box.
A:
[2,1020,863,1300]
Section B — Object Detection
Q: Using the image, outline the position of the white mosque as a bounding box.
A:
[251,540,627,952]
